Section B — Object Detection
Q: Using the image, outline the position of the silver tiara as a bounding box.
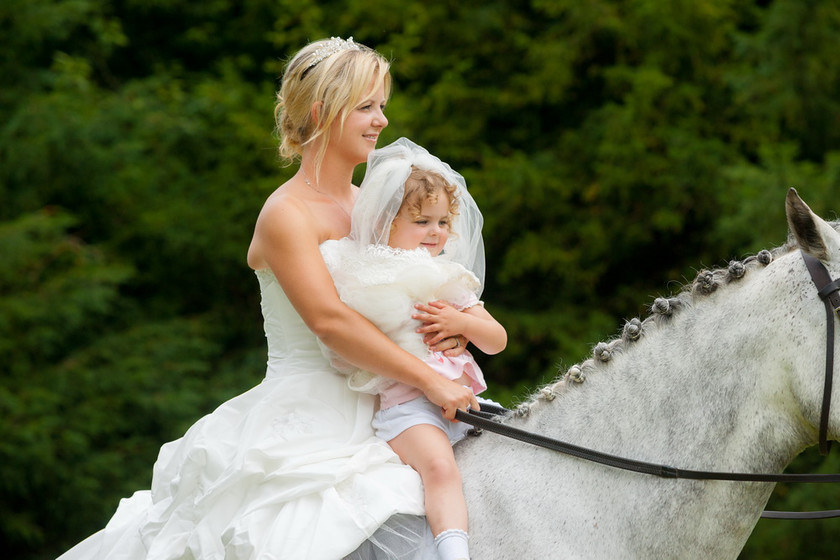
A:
[307,37,360,69]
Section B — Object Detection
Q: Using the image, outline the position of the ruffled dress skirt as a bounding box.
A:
[57,269,433,560]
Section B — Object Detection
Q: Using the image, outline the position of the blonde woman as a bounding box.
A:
[58,37,476,560]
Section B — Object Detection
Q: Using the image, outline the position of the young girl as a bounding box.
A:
[321,137,507,560]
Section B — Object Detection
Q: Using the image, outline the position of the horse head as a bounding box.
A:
[785,188,840,455]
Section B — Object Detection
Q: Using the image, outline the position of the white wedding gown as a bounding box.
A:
[58,262,435,560]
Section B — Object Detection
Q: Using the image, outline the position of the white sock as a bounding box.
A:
[434,528,470,560]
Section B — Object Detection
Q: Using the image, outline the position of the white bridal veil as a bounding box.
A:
[351,137,486,294]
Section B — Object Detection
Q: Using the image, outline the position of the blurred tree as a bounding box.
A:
[740,449,840,559]
[2,0,839,557]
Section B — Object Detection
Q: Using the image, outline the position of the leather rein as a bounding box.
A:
[456,250,840,520]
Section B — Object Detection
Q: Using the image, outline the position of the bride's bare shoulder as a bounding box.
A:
[256,183,317,228]
[248,185,319,269]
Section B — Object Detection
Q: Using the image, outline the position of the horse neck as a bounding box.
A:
[459,249,829,559]
[512,251,816,474]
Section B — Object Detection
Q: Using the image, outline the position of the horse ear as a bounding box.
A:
[785,187,838,261]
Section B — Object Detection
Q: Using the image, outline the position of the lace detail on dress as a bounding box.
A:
[337,478,375,523]
[322,241,481,299]
[323,241,451,286]
[271,410,315,441]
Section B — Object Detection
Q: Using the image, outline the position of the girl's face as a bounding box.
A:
[388,192,451,256]
[328,83,389,166]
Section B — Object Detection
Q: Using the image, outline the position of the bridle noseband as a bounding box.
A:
[800,250,840,455]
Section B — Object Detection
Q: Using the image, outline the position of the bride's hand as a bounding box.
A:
[423,333,468,357]
[424,376,479,421]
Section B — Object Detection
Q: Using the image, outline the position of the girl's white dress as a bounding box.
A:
[57,255,433,560]
[319,240,484,398]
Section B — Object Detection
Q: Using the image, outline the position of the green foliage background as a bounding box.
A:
[1,1,839,558]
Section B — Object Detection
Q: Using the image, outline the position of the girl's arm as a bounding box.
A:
[249,195,479,418]
[413,300,507,355]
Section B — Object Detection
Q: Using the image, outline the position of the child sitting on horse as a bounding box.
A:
[320,137,507,560]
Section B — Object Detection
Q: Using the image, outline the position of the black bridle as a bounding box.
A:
[800,251,840,456]
[456,250,840,520]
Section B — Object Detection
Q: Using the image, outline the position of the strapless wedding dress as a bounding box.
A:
[57,265,434,560]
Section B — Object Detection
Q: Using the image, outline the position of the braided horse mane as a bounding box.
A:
[512,225,839,417]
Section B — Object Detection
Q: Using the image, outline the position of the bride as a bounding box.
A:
[57,37,478,560]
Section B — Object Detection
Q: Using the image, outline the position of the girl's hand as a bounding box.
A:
[414,301,468,356]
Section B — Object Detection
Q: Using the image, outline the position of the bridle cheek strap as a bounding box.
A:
[800,251,840,455]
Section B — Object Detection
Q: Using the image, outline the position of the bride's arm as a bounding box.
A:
[249,197,478,418]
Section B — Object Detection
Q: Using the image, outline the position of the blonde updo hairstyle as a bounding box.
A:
[275,38,391,178]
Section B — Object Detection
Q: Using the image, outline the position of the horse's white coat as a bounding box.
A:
[457,190,840,559]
